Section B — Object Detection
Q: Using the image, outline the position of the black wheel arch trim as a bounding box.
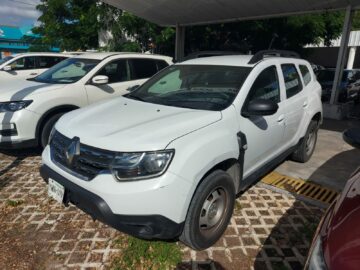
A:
[36,105,80,141]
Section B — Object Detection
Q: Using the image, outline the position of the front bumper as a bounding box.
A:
[0,109,40,148]
[40,164,184,239]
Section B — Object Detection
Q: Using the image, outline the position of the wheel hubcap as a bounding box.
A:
[199,188,227,232]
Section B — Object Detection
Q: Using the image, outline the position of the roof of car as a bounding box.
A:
[72,52,173,61]
[179,54,307,67]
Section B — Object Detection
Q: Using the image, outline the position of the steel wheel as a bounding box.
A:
[305,127,317,156]
[199,187,228,237]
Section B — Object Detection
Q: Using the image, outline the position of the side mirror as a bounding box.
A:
[3,65,12,72]
[343,128,360,149]
[92,75,109,85]
[242,99,279,117]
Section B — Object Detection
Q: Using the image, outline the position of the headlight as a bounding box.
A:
[305,236,328,270]
[110,150,174,181]
[0,100,33,112]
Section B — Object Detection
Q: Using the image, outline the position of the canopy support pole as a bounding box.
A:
[330,5,354,104]
[175,24,185,61]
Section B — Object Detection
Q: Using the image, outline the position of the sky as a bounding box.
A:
[0,0,41,27]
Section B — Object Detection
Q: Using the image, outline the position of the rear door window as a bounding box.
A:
[38,56,67,69]
[156,60,169,71]
[130,59,159,80]
[281,64,303,99]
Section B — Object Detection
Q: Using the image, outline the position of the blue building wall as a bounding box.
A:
[0,25,59,58]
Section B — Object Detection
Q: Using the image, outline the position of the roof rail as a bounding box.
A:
[181,51,242,62]
[248,50,300,64]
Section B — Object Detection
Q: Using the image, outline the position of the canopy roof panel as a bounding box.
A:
[103,0,360,26]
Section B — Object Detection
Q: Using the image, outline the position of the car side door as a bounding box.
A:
[280,63,308,147]
[85,58,136,104]
[85,57,170,104]
[239,63,287,180]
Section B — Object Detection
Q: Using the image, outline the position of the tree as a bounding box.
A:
[185,11,345,54]
[97,5,175,55]
[32,1,348,56]
[33,0,101,51]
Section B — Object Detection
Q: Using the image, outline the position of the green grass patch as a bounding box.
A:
[6,199,24,207]
[111,235,182,270]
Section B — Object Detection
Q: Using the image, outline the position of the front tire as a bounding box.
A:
[180,170,235,250]
[291,120,318,163]
[39,113,64,149]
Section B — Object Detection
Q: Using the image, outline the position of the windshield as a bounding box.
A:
[126,65,251,111]
[0,56,13,65]
[33,58,100,84]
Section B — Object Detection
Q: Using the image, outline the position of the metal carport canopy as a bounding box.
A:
[102,0,360,26]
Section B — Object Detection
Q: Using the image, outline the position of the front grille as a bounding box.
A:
[50,131,115,180]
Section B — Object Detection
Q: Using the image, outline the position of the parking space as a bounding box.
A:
[2,119,359,269]
[276,118,360,191]
[0,147,325,270]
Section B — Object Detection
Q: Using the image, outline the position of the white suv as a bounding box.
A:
[41,51,322,250]
[0,52,172,148]
[0,53,69,81]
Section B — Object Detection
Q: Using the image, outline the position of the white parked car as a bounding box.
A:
[0,53,70,81]
[0,52,172,148]
[41,51,322,250]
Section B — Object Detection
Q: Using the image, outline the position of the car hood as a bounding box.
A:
[0,79,65,101]
[322,170,360,270]
[56,97,222,152]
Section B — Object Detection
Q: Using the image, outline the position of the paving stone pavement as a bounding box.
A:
[0,150,324,270]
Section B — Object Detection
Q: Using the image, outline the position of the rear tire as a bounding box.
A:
[39,113,64,149]
[291,120,318,163]
[180,170,235,250]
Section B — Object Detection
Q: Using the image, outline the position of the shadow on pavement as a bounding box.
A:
[0,147,41,189]
[307,148,360,190]
[254,198,323,270]
[254,140,360,269]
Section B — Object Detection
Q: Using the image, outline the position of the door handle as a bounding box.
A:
[277,115,285,123]
[303,101,309,108]
[30,73,38,76]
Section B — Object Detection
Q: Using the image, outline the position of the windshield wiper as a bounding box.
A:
[125,94,145,102]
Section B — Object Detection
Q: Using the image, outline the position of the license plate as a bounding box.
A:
[48,179,65,203]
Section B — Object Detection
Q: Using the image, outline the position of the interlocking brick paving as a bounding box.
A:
[0,150,324,270]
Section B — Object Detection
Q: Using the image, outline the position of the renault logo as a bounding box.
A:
[65,137,80,166]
